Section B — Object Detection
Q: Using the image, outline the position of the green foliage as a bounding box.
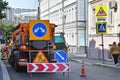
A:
[0,21,14,39]
[0,0,9,39]
[0,0,8,19]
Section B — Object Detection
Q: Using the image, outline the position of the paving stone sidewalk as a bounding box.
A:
[68,53,120,69]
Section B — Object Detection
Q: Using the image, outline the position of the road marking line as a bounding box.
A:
[0,52,10,80]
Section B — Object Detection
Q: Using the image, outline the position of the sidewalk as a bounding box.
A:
[68,53,120,69]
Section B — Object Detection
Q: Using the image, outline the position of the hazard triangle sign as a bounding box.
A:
[96,5,108,17]
[33,50,49,63]
[96,7,107,16]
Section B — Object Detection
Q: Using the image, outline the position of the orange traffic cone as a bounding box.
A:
[80,61,86,77]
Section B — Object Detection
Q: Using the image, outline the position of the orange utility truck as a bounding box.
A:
[8,20,60,72]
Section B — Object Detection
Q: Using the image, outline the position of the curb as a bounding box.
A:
[70,59,92,66]
[93,63,120,69]
[70,59,120,69]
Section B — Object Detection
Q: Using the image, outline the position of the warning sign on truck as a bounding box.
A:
[29,20,52,40]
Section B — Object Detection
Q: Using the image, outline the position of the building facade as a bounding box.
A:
[2,7,14,24]
[3,7,37,26]
[88,0,119,59]
[40,0,88,53]
[14,10,37,26]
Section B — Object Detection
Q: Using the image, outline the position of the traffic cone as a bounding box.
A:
[80,61,86,77]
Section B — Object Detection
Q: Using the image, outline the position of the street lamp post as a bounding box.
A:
[38,0,40,19]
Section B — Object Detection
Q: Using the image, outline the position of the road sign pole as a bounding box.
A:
[96,5,108,64]
[101,34,105,64]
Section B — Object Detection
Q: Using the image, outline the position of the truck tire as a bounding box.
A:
[8,50,14,66]
[10,58,14,67]
[8,58,12,65]
[14,62,20,72]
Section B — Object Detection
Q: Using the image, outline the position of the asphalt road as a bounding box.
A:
[0,44,120,80]
[0,59,120,80]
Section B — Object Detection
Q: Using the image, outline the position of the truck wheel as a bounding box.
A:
[8,56,14,67]
[8,57,11,64]
[14,62,20,72]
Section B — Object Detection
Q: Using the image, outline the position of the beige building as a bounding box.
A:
[88,0,119,59]
[40,0,88,53]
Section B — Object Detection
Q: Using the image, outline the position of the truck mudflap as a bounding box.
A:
[27,63,70,73]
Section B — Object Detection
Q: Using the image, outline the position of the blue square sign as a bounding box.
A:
[96,22,108,34]
[98,23,106,32]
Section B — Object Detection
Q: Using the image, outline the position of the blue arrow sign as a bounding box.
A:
[54,50,67,63]
[32,23,47,37]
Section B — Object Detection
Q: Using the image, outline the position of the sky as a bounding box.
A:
[4,0,38,9]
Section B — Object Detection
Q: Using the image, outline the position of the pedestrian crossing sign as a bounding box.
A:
[96,5,108,17]
[96,22,108,34]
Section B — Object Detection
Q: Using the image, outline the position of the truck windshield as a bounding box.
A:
[54,36,64,43]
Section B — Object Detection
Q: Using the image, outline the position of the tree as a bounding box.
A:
[3,24,14,39]
[0,0,9,39]
[0,21,14,39]
[0,0,8,19]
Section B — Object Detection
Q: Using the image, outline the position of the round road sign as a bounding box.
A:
[54,50,67,63]
[32,23,47,37]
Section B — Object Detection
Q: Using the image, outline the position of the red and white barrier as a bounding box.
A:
[27,63,70,73]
